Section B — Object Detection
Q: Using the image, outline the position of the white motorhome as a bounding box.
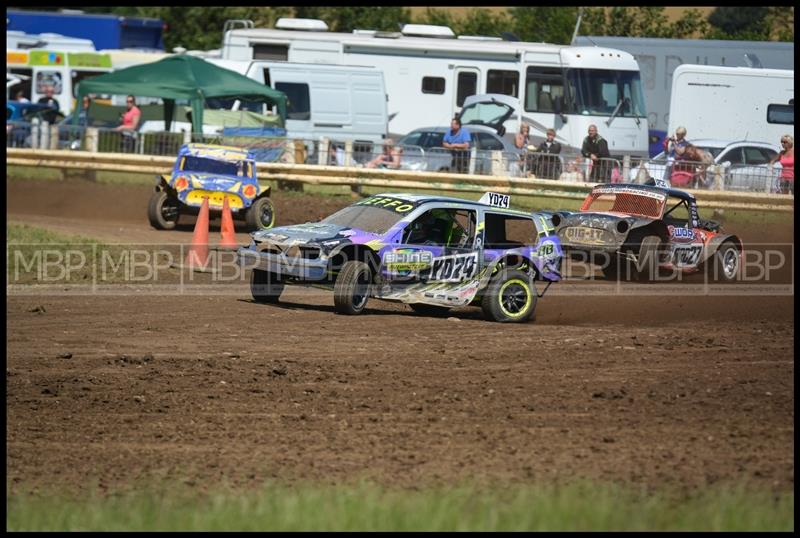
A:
[220,18,649,157]
[205,58,388,145]
[572,36,795,134]
[667,65,794,142]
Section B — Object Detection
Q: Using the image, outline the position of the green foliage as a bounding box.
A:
[7,480,794,531]
[509,7,579,44]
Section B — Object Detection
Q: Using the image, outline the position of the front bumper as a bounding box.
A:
[237,246,328,281]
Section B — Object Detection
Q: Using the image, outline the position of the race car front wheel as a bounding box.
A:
[710,240,741,282]
[481,269,537,323]
[245,197,276,231]
[250,269,284,303]
[147,190,180,230]
[334,260,372,315]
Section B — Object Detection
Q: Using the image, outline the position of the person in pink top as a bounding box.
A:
[769,134,794,194]
[114,95,141,132]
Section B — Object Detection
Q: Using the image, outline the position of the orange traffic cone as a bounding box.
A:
[219,196,238,250]
[184,197,210,271]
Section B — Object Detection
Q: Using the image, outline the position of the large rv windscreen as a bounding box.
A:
[564,69,646,118]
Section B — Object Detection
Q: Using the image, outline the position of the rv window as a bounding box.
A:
[456,72,477,106]
[486,70,518,98]
[252,44,289,61]
[275,82,310,120]
[767,104,794,125]
[422,77,445,95]
[524,67,565,113]
[35,71,63,94]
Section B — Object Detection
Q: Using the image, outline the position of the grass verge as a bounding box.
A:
[6,480,793,531]
[6,222,166,285]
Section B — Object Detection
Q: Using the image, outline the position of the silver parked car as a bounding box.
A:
[396,124,520,175]
[631,139,781,191]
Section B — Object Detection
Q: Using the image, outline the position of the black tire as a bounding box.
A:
[147,189,180,230]
[245,197,276,231]
[633,235,662,282]
[481,269,537,323]
[250,269,284,303]
[409,303,451,317]
[333,260,372,315]
[710,240,741,282]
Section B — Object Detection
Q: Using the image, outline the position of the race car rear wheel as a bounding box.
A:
[147,190,180,230]
[250,269,284,303]
[245,197,276,231]
[334,260,372,315]
[409,303,451,317]
[710,240,741,282]
[481,269,537,323]
[633,235,662,282]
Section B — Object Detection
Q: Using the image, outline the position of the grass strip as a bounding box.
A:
[6,480,793,531]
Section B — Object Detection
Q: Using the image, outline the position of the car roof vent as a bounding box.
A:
[400,24,455,38]
[275,18,329,32]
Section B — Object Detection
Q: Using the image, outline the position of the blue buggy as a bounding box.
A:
[148,143,275,231]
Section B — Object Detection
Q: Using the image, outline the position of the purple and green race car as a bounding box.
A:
[238,192,563,322]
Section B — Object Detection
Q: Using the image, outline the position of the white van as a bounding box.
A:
[206,58,388,145]
[668,64,794,143]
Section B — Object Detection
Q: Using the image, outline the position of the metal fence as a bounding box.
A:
[6,120,793,195]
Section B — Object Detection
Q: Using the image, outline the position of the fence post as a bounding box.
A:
[622,154,630,182]
[713,164,724,191]
[85,127,99,153]
[49,124,60,150]
[183,130,192,146]
[318,137,329,166]
[468,147,477,175]
[293,139,306,164]
[490,150,504,177]
[344,140,353,167]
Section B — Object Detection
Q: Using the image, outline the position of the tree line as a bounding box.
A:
[25,6,796,51]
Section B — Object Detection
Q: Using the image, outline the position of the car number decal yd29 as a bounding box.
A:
[425,252,478,282]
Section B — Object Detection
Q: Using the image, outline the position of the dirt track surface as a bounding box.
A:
[6,177,795,497]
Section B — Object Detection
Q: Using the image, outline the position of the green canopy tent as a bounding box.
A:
[74,54,287,134]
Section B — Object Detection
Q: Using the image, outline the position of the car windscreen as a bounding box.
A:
[321,205,408,236]
[181,156,247,177]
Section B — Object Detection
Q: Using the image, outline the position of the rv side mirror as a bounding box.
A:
[554,96,567,123]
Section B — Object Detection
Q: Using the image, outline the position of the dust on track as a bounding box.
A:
[6,176,795,497]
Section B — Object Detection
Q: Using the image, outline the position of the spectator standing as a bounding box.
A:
[514,123,533,175]
[581,124,611,182]
[769,134,794,194]
[15,90,30,103]
[114,95,141,153]
[663,126,691,181]
[114,95,141,132]
[533,128,562,179]
[37,85,59,112]
[442,116,471,174]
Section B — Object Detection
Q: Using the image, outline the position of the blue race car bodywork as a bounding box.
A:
[149,143,275,230]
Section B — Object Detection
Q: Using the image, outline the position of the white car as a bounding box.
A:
[630,139,781,192]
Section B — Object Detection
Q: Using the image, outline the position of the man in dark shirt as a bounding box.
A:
[581,124,611,183]
[37,85,60,113]
[533,128,563,179]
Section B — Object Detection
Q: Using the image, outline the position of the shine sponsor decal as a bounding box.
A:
[384,249,433,271]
